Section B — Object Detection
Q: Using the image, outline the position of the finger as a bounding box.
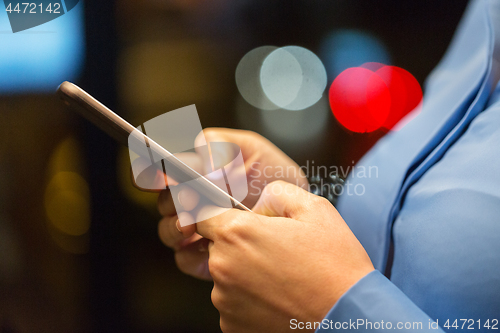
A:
[196,208,247,241]
[195,181,327,240]
[174,238,212,280]
[158,213,196,249]
[158,189,176,217]
[158,184,201,216]
[195,128,258,161]
[158,185,200,217]
[196,204,232,224]
[176,184,200,212]
[194,128,262,175]
[131,158,170,191]
[195,128,309,192]
[160,152,203,188]
[158,215,183,249]
[252,180,334,221]
[134,152,204,190]
[173,152,204,174]
[177,212,197,237]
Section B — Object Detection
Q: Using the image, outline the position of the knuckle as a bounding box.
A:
[212,293,237,333]
[244,129,262,139]
[268,179,286,187]
[208,254,232,284]
[312,195,333,211]
[211,286,233,317]
[270,179,288,190]
[262,180,292,198]
[219,214,246,244]
[203,127,217,135]
[208,255,223,280]
[262,180,278,195]
[211,287,223,310]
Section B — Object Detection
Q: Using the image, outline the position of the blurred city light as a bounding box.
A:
[320,29,391,80]
[0,1,85,93]
[44,137,90,253]
[329,63,422,133]
[235,45,280,110]
[45,172,90,236]
[236,45,327,111]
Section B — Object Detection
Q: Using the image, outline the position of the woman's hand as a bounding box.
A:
[196,181,374,332]
[157,128,308,280]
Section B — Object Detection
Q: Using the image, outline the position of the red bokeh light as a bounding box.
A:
[329,64,422,133]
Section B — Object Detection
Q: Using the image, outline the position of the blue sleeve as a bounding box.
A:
[317,101,500,333]
[316,270,442,332]
[319,1,500,331]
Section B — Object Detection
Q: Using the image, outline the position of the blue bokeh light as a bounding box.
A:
[0,1,85,94]
[320,29,391,81]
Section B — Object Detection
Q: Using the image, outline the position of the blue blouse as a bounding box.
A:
[318,0,500,331]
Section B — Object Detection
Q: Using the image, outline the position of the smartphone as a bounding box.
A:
[56,81,251,212]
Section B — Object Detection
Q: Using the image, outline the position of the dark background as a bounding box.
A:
[0,0,469,332]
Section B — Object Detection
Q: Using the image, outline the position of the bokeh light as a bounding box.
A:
[0,1,85,93]
[261,46,327,110]
[235,45,280,110]
[236,45,327,111]
[320,29,391,80]
[375,65,423,130]
[260,47,303,108]
[44,136,90,254]
[45,172,90,236]
[329,64,422,133]
[329,67,391,133]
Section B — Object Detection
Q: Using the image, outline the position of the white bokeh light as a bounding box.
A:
[235,46,280,110]
[236,45,327,111]
[261,46,327,111]
[260,47,303,108]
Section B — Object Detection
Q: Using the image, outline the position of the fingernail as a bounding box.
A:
[175,220,182,234]
[176,186,189,209]
[177,187,199,212]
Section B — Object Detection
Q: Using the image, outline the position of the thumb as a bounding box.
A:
[252,180,331,221]
[194,128,260,172]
